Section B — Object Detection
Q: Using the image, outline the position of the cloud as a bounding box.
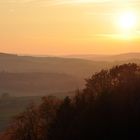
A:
[13,0,112,6]
[50,0,111,5]
[20,0,140,4]
[94,32,140,40]
[4,0,140,7]
[19,0,111,4]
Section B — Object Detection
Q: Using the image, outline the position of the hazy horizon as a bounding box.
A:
[1,0,140,55]
[1,51,140,57]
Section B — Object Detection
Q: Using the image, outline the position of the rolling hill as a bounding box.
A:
[0,52,140,96]
[64,52,140,61]
[0,53,108,78]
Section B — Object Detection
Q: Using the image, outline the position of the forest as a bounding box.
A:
[2,63,140,140]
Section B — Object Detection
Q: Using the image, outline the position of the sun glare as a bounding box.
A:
[118,11,137,31]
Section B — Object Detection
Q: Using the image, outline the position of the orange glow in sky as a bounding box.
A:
[0,0,140,55]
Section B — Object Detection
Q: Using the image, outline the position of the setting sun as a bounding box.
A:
[118,11,137,31]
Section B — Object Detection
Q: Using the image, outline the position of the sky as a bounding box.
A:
[0,0,140,55]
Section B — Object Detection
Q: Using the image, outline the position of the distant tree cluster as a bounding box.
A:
[0,92,10,99]
[7,63,140,140]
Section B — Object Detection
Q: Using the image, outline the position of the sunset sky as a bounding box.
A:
[0,0,140,55]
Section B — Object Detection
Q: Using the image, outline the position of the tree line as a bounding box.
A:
[6,63,140,140]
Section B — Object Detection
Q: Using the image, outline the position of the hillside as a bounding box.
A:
[0,72,81,96]
[0,52,140,96]
[0,53,109,78]
[64,52,140,61]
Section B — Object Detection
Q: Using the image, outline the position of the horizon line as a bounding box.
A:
[1,51,140,57]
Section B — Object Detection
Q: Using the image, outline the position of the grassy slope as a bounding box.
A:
[0,72,81,96]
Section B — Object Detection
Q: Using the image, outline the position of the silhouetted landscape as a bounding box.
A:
[1,0,140,139]
[1,52,140,139]
[1,52,140,97]
[1,63,140,139]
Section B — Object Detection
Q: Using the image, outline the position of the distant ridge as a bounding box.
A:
[1,52,140,61]
[0,52,140,75]
[63,52,140,61]
[0,52,140,96]
[0,52,107,78]
[0,52,18,56]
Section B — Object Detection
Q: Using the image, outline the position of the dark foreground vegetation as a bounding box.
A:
[4,63,140,139]
[0,96,41,132]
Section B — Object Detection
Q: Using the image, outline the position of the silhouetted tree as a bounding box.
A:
[7,63,140,140]
[48,63,140,140]
[10,103,39,140]
[38,96,60,140]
